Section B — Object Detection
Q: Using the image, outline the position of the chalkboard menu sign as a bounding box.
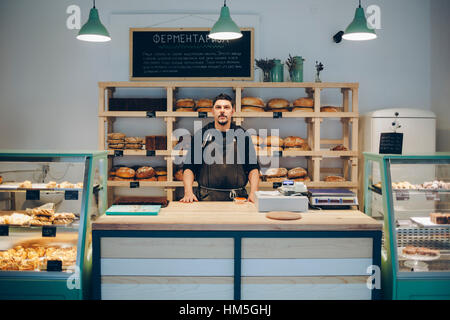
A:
[379,132,403,154]
[130,28,254,80]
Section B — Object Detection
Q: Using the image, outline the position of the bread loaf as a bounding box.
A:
[196,99,213,108]
[430,213,450,224]
[292,107,314,112]
[265,167,288,177]
[176,98,195,108]
[107,132,126,140]
[116,167,136,179]
[108,143,125,149]
[241,97,265,108]
[136,167,156,179]
[283,136,306,147]
[320,106,339,112]
[288,167,307,179]
[174,169,184,181]
[175,107,195,112]
[264,136,284,147]
[113,176,133,181]
[107,139,125,144]
[268,108,290,112]
[241,106,265,112]
[138,177,158,181]
[125,144,143,150]
[293,97,314,107]
[125,137,145,144]
[325,175,345,182]
[154,167,168,176]
[331,145,348,151]
[267,98,290,109]
[196,107,213,112]
[157,175,167,181]
[292,176,311,182]
[266,177,288,182]
[284,144,311,151]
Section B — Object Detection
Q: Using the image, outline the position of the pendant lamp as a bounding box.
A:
[208,0,242,40]
[77,0,111,42]
[342,0,377,41]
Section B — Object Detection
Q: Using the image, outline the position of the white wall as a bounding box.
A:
[430,0,450,151]
[0,0,444,150]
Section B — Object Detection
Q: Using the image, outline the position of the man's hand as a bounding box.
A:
[248,192,256,203]
[180,192,198,203]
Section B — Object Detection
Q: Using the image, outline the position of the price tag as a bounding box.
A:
[42,226,56,237]
[0,225,9,236]
[425,191,440,201]
[198,112,208,118]
[395,190,410,201]
[130,181,140,189]
[114,150,124,157]
[26,190,40,201]
[273,112,282,119]
[146,150,156,157]
[272,182,282,189]
[379,132,403,154]
[65,190,79,200]
[47,260,62,272]
[146,111,156,118]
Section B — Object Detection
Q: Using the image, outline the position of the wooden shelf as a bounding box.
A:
[99,111,358,119]
[99,81,360,204]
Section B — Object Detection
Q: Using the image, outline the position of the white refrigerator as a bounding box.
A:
[359,108,436,217]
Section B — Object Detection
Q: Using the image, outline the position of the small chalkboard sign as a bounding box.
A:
[42,226,56,237]
[379,132,403,154]
[47,260,62,272]
[65,190,79,201]
[130,28,254,80]
[26,190,40,201]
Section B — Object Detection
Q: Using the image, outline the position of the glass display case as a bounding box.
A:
[363,152,450,300]
[0,150,107,299]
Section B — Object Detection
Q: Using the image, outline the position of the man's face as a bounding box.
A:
[212,99,234,126]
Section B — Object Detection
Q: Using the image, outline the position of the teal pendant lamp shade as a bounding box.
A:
[342,1,377,41]
[208,1,242,40]
[77,1,111,42]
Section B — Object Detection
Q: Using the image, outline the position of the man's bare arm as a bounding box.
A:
[180,169,198,202]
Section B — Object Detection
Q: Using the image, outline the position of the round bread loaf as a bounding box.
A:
[283,136,306,147]
[138,176,158,181]
[125,137,145,144]
[331,145,348,151]
[175,107,195,112]
[325,175,345,182]
[264,136,284,147]
[108,139,125,144]
[251,135,263,145]
[293,176,311,182]
[196,107,213,112]
[284,143,311,151]
[267,98,290,109]
[241,97,264,108]
[154,167,168,176]
[136,166,156,179]
[125,143,143,150]
[113,176,133,181]
[265,167,288,177]
[292,107,314,112]
[174,169,184,181]
[116,167,136,179]
[108,143,125,149]
[268,108,290,112]
[241,106,265,112]
[107,132,126,140]
[0,176,3,184]
[176,98,195,108]
[320,106,339,112]
[288,167,308,179]
[293,97,314,107]
[157,175,167,181]
[266,176,288,183]
[196,99,213,108]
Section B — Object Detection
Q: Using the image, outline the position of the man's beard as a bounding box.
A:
[218,115,228,125]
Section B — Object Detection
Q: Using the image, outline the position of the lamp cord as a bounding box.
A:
[359,0,361,7]
[93,0,96,8]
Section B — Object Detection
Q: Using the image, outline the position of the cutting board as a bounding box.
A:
[265,211,302,221]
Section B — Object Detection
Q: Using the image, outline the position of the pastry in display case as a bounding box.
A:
[363,152,450,300]
[0,150,107,300]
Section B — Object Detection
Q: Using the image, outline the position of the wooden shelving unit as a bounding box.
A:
[98,81,359,204]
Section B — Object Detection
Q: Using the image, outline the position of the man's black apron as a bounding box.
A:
[196,132,248,201]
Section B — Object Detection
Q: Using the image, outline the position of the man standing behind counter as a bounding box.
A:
[180,94,260,203]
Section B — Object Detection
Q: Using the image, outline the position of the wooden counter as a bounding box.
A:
[92,201,381,231]
[92,202,382,300]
